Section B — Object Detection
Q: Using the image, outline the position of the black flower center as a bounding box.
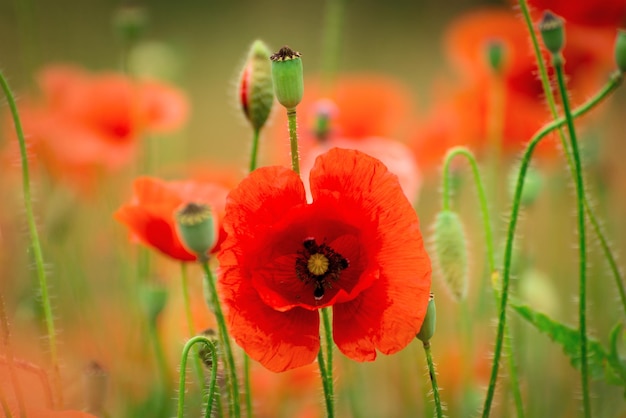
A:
[295,238,349,301]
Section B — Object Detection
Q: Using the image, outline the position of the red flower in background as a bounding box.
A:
[2,65,188,194]
[271,74,421,202]
[217,148,431,372]
[115,176,230,261]
[411,9,615,169]
[525,0,626,27]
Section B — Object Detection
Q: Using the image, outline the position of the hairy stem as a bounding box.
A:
[177,336,218,418]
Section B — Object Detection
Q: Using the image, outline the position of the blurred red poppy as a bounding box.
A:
[2,65,188,194]
[525,0,626,27]
[114,176,230,261]
[217,148,431,372]
[410,9,615,169]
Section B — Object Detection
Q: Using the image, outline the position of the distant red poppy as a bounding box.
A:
[411,8,615,168]
[2,65,188,194]
[217,148,431,372]
[114,176,230,261]
[525,0,626,27]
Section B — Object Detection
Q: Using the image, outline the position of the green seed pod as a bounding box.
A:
[239,40,274,131]
[176,203,216,262]
[417,293,436,343]
[270,46,304,110]
[139,283,168,324]
[614,30,626,73]
[538,11,565,56]
[432,210,468,301]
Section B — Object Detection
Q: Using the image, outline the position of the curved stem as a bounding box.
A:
[0,70,62,408]
[481,72,623,418]
[180,263,206,388]
[441,147,495,271]
[423,341,443,418]
[517,0,626,316]
[553,55,591,418]
[178,336,218,418]
[287,108,300,175]
[201,262,241,418]
[441,147,524,417]
[248,128,261,172]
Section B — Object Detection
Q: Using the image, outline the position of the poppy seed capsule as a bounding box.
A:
[176,203,216,262]
[270,46,304,110]
[538,11,565,56]
[139,283,168,324]
[432,210,468,301]
[240,40,274,131]
[417,293,436,343]
[615,30,626,73]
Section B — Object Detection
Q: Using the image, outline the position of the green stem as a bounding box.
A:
[287,108,300,175]
[441,147,495,270]
[147,319,171,396]
[316,342,334,418]
[320,0,345,91]
[553,55,591,418]
[442,147,524,417]
[423,341,443,418]
[517,0,626,316]
[320,308,335,417]
[201,262,241,418]
[178,336,218,418]
[481,72,623,418]
[0,70,62,408]
[243,353,253,418]
[249,128,261,172]
[180,263,207,388]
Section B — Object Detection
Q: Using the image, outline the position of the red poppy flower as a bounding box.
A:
[525,0,626,27]
[114,176,230,261]
[411,8,615,169]
[2,65,189,194]
[217,148,431,372]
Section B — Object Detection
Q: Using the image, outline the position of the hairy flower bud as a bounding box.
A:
[240,40,274,131]
[432,210,468,301]
[270,46,304,109]
[417,293,436,343]
[176,203,216,262]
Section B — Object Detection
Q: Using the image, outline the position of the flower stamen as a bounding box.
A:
[295,238,349,301]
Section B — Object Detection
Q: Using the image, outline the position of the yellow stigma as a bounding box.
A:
[307,253,329,276]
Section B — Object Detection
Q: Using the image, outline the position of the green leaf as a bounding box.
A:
[512,303,626,389]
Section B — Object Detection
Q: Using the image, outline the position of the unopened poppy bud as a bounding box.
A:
[176,203,216,262]
[417,293,436,343]
[240,40,274,131]
[198,328,219,369]
[508,162,543,207]
[485,39,506,75]
[538,11,565,56]
[432,210,468,301]
[270,46,304,110]
[112,6,148,43]
[615,30,626,73]
[139,283,168,324]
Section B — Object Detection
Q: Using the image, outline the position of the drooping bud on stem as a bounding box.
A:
[417,293,436,343]
[239,40,274,131]
[538,11,565,57]
[614,30,626,73]
[270,46,304,110]
[432,210,469,301]
[176,203,216,262]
